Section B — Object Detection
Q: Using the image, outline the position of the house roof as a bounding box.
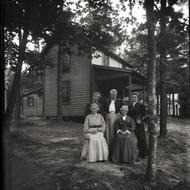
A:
[96,46,135,70]
[22,88,43,97]
[93,64,132,73]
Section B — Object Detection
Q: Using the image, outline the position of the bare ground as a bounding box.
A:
[4,117,190,190]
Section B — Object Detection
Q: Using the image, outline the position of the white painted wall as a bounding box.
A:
[91,51,103,65]
[91,50,123,68]
[109,56,122,68]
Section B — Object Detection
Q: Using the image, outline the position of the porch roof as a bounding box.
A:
[92,65,145,82]
[22,88,43,97]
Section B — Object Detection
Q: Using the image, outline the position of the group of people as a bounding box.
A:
[81,89,148,165]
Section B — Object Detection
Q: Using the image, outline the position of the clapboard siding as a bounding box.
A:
[44,44,58,116]
[61,45,91,116]
[44,44,91,117]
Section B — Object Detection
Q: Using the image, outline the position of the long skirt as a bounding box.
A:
[80,132,108,162]
[104,112,119,158]
[135,123,148,158]
[112,133,139,163]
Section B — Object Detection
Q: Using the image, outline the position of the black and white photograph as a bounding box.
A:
[3,0,190,189]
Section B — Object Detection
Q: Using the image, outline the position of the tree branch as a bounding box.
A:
[154,3,164,19]
[154,3,160,12]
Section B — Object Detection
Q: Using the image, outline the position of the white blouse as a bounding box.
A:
[109,100,116,112]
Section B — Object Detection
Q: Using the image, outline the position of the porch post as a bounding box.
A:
[128,75,132,102]
[90,62,94,102]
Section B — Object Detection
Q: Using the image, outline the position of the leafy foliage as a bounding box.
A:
[122,2,189,93]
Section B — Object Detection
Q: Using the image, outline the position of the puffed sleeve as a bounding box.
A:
[129,117,136,132]
[98,114,106,132]
[83,115,90,133]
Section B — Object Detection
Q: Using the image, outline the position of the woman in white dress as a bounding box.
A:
[81,103,108,162]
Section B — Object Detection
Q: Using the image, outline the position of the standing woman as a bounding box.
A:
[81,103,108,162]
[104,89,122,159]
[84,91,104,117]
[128,92,148,159]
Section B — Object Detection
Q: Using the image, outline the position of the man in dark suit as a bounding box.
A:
[104,89,123,160]
[128,92,148,159]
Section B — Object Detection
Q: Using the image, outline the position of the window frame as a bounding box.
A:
[61,53,71,73]
[62,80,71,105]
[27,96,34,107]
[102,53,109,66]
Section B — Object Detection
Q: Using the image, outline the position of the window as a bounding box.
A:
[62,80,71,104]
[102,54,109,66]
[61,53,71,72]
[27,96,34,107]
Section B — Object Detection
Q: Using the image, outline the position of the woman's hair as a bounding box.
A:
[120,105,129,111]
[93,91,101,97]
[90,103,99,110]
[131,92,139,97]
[109,89,117,94]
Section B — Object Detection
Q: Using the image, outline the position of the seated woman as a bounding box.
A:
[112,105,139,164]
[81,103,108,162]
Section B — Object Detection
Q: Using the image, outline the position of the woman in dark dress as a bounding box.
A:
[112,105,139,164]
[128,93,148,159]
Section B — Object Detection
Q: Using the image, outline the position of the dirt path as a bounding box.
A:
[4,118,190,190]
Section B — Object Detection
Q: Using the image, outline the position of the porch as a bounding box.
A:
[91,65,146,103]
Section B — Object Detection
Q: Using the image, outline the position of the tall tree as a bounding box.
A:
[156,0,188,135]
[144,0,158,181]
[159,0,167,137]
[4,0,68,132]
[114,0,188,182]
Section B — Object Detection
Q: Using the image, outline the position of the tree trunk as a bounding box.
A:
[189,57,190,100]
[187,57,190,117]
[57,42,63,120]
[5,28,29,133]
[145,0,158,182]
[15,89,21,120]
[168,94,170,115]
[156,94,159,115]
[159,0,167,138]
[172,93,175,116]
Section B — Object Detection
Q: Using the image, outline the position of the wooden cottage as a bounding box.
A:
[22,88,43,117]
[42,44,146,120]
